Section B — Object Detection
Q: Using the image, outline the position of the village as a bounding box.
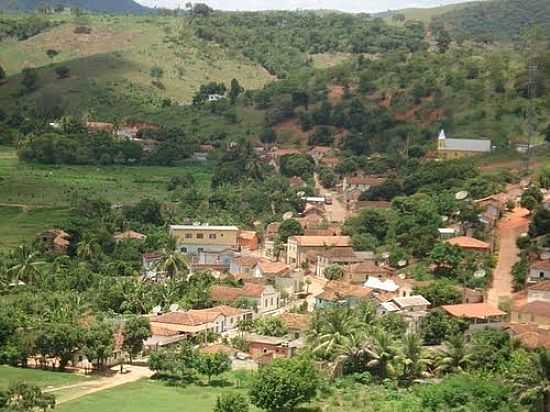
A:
[29,128,550,382]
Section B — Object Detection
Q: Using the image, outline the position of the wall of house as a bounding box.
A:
[528,290,550,303]
[248,342,290,358]
[170,228,239,253]
[286,240,299,266]
[258,288,280,313]
[529,269,550,282]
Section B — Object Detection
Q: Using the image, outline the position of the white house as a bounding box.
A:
[529,261,550,283]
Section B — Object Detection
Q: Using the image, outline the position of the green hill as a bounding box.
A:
[437,0,550,41]
[0,0,149,13]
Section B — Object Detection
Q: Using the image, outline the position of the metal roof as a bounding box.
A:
[441,138,491,153]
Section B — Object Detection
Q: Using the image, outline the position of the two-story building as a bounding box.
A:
[286,236,351,267]
[210,282,280,315]
[169,224,240,256]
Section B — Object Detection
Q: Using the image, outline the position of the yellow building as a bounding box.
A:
[437,130,492,160]
[169,224,239,255]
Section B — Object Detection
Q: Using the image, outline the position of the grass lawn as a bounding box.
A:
[0,366,89,391]
[56,378,261,412]
[0,145,213,249]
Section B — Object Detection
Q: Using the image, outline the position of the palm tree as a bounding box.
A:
[363,329,399,379]
[308,307,359,357]
[397,333,431,380]
[8,244,44,284]
[155,249,189,280]
[76,236,101,260]
[436,333,471,374]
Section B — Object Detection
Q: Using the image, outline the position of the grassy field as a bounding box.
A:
[0,145,213,249]
[0,366,89,391]
[0,14,273,115]
[56,378,260,412]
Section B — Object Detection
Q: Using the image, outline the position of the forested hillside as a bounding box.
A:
[437,0,550,41]
[0,0,149,13]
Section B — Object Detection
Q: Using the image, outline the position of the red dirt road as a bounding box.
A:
[487,207,530,307]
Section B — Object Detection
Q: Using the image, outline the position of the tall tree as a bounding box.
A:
[122,316,151,363]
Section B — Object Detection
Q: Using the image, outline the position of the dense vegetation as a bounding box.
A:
[0,0,148,13]
[437,0,550,42]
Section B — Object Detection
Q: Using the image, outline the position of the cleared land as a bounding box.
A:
[0,146,212,249]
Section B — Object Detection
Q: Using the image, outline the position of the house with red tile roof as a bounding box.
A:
[210,283,280,314]
[238,231,259,251]
[286,235,352,267]
[114,230,146,241]
[446,236,491,253]
[442,303,506,324]
[316,280,373,308]
[505,324,550,349]
[512,301,550,328]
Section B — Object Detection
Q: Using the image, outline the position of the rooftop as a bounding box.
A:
[506,324,550,349]
[531,261,550,271]
[210,282,267,301]
[278,313,311,331]
[170,225,240,231]
[393,295,431,308]
[515,301,550,316]
[257,259,290,276]
[447,236,490,250]
[153,310,221,327]
[365,276,399,293]
[238,231,258,240]
[442,303,506,319]
[113,230,146,241]
[318,280,373,301]
[289,235,351,247]
[440,137,491,153]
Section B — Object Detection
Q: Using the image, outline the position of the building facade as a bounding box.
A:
[169,225,239,255]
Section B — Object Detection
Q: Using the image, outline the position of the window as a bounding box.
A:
[196,233,204,239]
[209,234,217,239]
[541,272,545,279]
[270,298,274,306]
[185,233,192,239]
[181,247,188,253]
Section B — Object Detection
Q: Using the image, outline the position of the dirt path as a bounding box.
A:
[487,207,530,307]
[313,174,348,223]
[45,365,153,404]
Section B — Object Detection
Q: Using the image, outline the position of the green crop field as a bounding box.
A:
[0,365,89,391]
[0,145,213,249]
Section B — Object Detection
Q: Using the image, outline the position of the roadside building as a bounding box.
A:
[245,334,303,360]
[447,236,491,253]
[238,231,259,251]
[529,260,550,283]
[436,129,492,160]
[169,224,240,255]
[210,282,280,314]
[286,235,351,267]
[316,280,373,308]
[442,303,507,326]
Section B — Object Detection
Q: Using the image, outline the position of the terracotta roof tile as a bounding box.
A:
[506,324,550,349]
[318,280,373,301]
[290,236,351,247]
[447,236,490,250]
[210,282,266,301]
[279,313,311,331]
[153,311,221,326]
[442,303,506,319]
[515,301,550,316]
[257,259,289,276]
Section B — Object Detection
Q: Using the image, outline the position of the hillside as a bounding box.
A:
[380,1,479,24]
[0,14,274,118]
[0,0,149,13]
[437,0,550,41]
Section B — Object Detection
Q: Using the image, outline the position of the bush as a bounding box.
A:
[214,393,249,412]
[55,66,70,79]
[74,26,92,34]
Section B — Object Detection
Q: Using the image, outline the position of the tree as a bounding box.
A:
[323,264,344,281]
[155,249,189,279]
[214,392,249,412]
[508,349,550,412]
[229,79,243,104]
[254,317,288,337]
[521,185,543,214]
[429,242,463,278]
[414,279,462,307]
[398,333,430,380]
[319,167,337,189]
[260,128,277,145]
[191,3,213,17]
[435,333,471,374]
[8,245,44,284]
[82,320,114,370]
[55,66,70,79]
[0,64,5,81]
[124,198,163,225]
[435,28,452,53]
[122,316,151,363]
[420,309,467,345]
[35,322,83,371]
[21,68,39,92]
[531,207,550,237]
[150,66,164,80]
[540,167,550,189]
[46,49,59,59]
[249,357,319,412]
[363,329,399,378]
[197,352,231,384]
[309,307,358,358]
[276,219,304,244]
[5,383,55,412]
